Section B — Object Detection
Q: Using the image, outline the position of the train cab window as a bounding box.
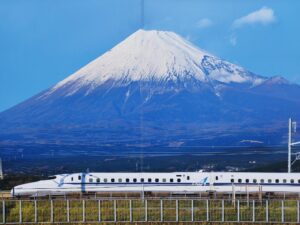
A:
[78,176,81,180]
[283,179,287,183]
[298,179,300,183]
[268,179,272,183]
[148,178,152,182]
[231,179,234,183]
[215,176,218,181]
[89,178,93,183]
[140,178,144,182]
[71,177,74,181]
[260,179,264,183]
[104,178,107,182]
[96,178,100,183]
[253,179,257,183]
[111,178,115,183]
[177,178,181,183]
[162,178,166,182]
[291,179,294,183]
[275,179,279,183]
[155,178,159,183]
[133,178,137,183]
[245,179,249,183]
[170,178,174,183]
[238,179,242,183]
[126,178,130,183]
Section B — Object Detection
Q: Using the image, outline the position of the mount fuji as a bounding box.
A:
[1,29,300,146]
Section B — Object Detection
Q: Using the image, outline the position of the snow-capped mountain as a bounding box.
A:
[0,29,300,146]
[43,29,264,98]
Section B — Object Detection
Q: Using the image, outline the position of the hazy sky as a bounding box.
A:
[1,0,300,112]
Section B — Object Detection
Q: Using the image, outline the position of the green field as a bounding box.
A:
[1,199,299,223]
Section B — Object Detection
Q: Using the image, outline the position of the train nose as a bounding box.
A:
[11,185,23,197]
[10,187,15,197]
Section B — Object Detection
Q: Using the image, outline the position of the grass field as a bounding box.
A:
[1,199,299,224]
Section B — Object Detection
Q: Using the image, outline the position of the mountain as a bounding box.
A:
[1,29,300,146]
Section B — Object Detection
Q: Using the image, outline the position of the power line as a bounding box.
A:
[140,0,145,199]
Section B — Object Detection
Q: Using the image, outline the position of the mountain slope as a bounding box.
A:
[0,29,300,146]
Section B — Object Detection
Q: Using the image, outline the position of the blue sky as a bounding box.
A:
[0,0,300,112]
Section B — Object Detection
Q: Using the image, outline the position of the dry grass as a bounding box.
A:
[1,199,299,224]
[36,223,296,225]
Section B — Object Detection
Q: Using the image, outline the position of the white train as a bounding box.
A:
[11,171,300,197]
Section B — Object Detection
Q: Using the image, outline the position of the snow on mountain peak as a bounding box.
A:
[46,29,266,96]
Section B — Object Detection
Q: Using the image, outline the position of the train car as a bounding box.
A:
[11,171,300,197]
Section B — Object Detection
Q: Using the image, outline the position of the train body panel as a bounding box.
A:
[11,171,300,197]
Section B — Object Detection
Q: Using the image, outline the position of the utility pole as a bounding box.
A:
[288,118,292,173]
[0,158,3,180]
[288,118,300,173]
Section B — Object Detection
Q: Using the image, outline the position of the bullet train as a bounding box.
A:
[11,171,300,197]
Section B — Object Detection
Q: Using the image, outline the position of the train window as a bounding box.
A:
[140,178,144,182]
[283,179,287,183]
[170,178,174,183]
[111,178,115,183]
[78,176,81,180]
[231,179,234,183]
[187,176,190,180]
[162,178,166,182]
[118,178,122,182]
[238,179,242,183]
[104,178,107,182]
[148,178,152,182]
[260,179,264,183]
[155,178,159,182]
[177,178,181,183]
[268,179,272,183]
[89,178,93,182]
[96,178,100,183]
[253,179,257,183]
[245,179,249,183]
[71,177,74,181]
[176,175,182,177]
[126,178,130,183]
[215,176,218,181]
[291,179,294,183]
[298,179,300,183]
[133,178,137,182]
[275,179,279,183]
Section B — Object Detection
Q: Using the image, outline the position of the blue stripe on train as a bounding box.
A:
[62,182,300,186]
